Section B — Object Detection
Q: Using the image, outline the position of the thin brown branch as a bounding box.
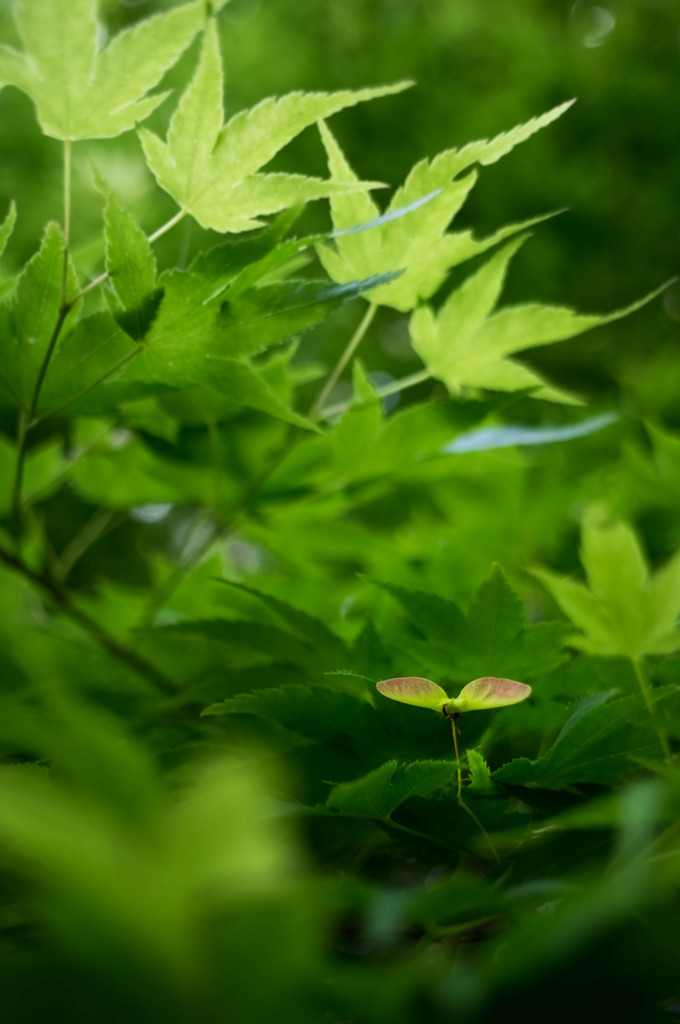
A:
[0,542,180,695]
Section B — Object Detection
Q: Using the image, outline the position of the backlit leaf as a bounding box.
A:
[317,103,573,311]
[140,20,408,232]
[533,507,680,659]
[0,0,207,140]
[410,240,667,404]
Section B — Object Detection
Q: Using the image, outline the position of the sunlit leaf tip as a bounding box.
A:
[448,676,532,713]
[376,676,450,712]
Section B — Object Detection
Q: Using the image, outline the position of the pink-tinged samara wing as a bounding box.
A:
[376,676,450,712]
[449,676,531,713]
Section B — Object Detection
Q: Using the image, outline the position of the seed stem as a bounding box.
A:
[451,715,463,800]
[448,713,500,863]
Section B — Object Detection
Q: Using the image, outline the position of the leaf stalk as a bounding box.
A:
[309,302,377,421]
[632,658,673,761]
[320,367,432,420]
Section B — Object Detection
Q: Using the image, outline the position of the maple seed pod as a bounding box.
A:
[376,675,531,714]
[449,676,532,713]
[376,676,450,712]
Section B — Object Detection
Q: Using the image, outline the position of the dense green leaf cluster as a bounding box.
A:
[0,2,679,1023]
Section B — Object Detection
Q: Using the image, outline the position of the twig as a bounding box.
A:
[11,142,74,520]
[29,346,143,428]
[0,542,180,695]
[56,508,120,582]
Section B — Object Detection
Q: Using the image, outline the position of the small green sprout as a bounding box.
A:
[375,675,531,715]
[376,675,531,862]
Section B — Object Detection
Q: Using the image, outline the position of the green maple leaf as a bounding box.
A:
[0,0,209,140]
[35,213,399,427]
[493,689,676,787]
[410,236,668,404]
[316,101,573,311]
[140,19,410,232]
[0,222,80,409]
[372,565,568,684]
[533,505,680,660]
